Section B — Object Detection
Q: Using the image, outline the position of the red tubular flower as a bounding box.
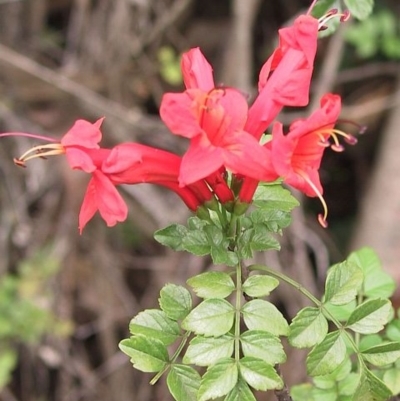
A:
[5,119,214,233]
[246,14,319,141]
[268,93,357,226]
[160,49,276,187]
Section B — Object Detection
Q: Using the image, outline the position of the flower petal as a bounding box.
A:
[65,148,97,173]
[78,170,128,233]
[61,118,104,148]
[223,131,278,181]
[181,47,214,91]
[160,91,202,138]
[179,137,224,185]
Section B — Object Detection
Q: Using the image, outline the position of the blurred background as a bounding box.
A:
[0,0,400,400]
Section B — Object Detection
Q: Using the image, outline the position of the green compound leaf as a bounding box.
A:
[253,183,299,212]
[129,309,180,346]
[250,209,292,233]
[306,331,347,376]
[242,299,289,336]
[248,225,281,251]
[183,334,234,366]
[324,261,364,305]
[346,298,392,334]
[354,367,392,401]
[0,350,17,389]
[291,383,316,401]
[323,300,357,322]
[182,299,235,337]
[310,386,338,401]
[313,358,352,390]
[337,372,360,397]
[344,0,374,21]
[159,284,192,321]
[224,377,256,401]
[167,364,201,401]
[119,335,169,372]
[240,330,286,365]
[310,0,338,18]
[239,356,283,391]
[187,272,235,299]
[348,247,396,298]
[154,224,188,251]
[361,342,400,366]
[242,275,279,298]
[198,358,238,401]
[383,368,400,396]
[210,246,238,267]
[182,229,210,256]
[386,319,400,341]
[289,307,328,348]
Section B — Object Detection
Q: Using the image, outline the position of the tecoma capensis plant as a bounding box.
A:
[2,1,400,400]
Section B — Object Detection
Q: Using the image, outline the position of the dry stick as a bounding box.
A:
[310,24,346,111]
[131,0,194,58]
[0,43,164,138]
[230,0,262,92]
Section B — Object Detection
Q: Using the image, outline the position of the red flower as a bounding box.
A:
[6,119,214,233]
[269,93,357,226]
[160,49,276,186]
[246,14,319,141]
[238,14,319,209]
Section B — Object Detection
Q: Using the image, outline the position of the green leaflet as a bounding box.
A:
[159,284,192,321]
[344,0,374,20]
[182,298,235,337]
[346,299,392,334]
[167,364,201,401]
[198,358,238,401]
[183,334,234,366]
[239,356,283,391]
[242,275,279,298]
[129,309,180,345]
[361,342,400,366]
[289,307,328,348]
[324,261,364,305]
[306,331,347,376]
[353,367,392,401]
[119,335,169,373]
[240,330,286,365]
[242,299,289,336]
[187,271,235,299]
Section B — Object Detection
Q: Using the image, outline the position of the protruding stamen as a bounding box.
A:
[318,214,328,228]
[13,158,26,168]
[331,144,344,152]
[298,171,329,229]
[316,126,358,151]
[337,119,368,135]
[344,135,358,145]
[17,143,65,163]
[340,10,350,22]
[318,8,350,31]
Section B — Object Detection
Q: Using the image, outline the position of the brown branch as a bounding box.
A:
[0,43,167,139]
[131,0,194,58]
[274,365,293,401]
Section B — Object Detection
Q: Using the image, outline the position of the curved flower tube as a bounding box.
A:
[268,93,358,226]
[2,119,214,233]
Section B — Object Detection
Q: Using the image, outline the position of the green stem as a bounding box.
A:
[150,330,192,385]
[234,261,243,362]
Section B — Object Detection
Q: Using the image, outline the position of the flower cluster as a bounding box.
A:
[1,7,359,233]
